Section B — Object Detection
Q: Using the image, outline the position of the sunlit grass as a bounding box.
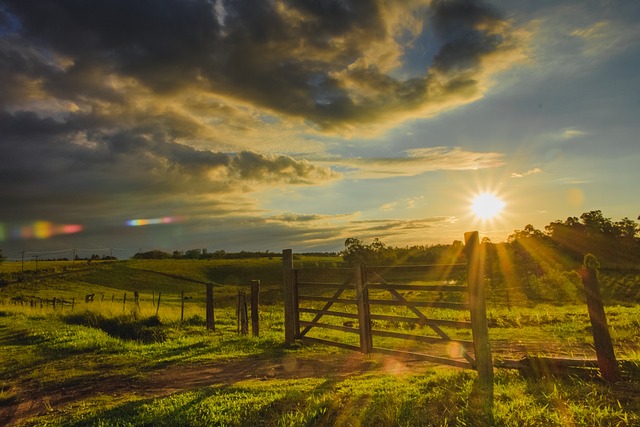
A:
[1,257,640,426]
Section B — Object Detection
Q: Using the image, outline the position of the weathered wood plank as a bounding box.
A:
[370,329,474,347]
[368,283,468,292]
[299,320,360,335]
[299,295,358,304]
[299,308,359,319]
[296,282,354,289]
[367,299,469,310]
[369,314,472,329]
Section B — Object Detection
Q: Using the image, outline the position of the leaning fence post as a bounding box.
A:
[251,280,260,337]
[464,231,494,388]
[283,249,298,344]
[581,254,620,382]
[355,264,372,354]
[206,283,215,331]
[155,292,161,317]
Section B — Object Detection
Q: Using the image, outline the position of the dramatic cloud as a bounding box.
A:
[322,147,505,178]
[258,213,458,248]
[0,0,526,132]
[0,0,533,253]
[0,110,338,226]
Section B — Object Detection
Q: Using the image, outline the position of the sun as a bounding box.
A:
[470,192,505,220]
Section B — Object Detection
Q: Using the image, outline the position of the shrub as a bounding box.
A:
[62,311,166,343]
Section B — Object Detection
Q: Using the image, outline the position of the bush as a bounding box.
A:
[62,311,166,343]
[530,264,581,304]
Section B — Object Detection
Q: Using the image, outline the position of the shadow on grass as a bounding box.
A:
[62,311,166,343]
[467,378,494,427]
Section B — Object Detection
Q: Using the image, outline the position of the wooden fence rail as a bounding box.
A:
[282,231,494,380]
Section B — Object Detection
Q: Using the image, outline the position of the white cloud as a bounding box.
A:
[511,167,543,178]
[558,128,588,140]
[318,147,505,179]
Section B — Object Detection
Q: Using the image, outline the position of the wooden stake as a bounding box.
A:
[464,231,494,388]
[581,261,620,382]
[355,264,372,354]
[155,292,161,316]
[283,249,297,343]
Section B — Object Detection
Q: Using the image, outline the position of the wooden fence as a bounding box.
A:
[2,281,262,337]
[283,231,493,384]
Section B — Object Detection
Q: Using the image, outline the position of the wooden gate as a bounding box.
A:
[283,232,493,380]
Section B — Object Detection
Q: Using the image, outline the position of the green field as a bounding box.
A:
[1,259,639,426]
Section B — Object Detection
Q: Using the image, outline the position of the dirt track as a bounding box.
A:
[0,353,436,426]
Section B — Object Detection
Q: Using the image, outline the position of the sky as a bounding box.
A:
[1,0,639,259]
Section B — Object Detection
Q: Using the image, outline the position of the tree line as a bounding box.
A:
[340,210,640,305]
[132,248,283,260]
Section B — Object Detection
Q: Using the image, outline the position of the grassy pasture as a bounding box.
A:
[0,258,639,426]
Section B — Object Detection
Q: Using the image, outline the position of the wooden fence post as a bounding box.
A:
[283,249,298,344]
[156,292,161,317]
[122,292,127,313]
[237,291,249,335]
[251,280,260,337]
[134,291,140,311]
[355,264,372,354]
[464,231,494,388]
[206,283,215,331]
[581,255,620,382]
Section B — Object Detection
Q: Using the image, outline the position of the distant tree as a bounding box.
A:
[133,250,171,260]
[615,217,638,239]
[184,249,203,259]
[342,237,369,265]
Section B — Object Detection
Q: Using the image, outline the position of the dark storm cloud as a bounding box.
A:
[0,0,524,252]
[0,110,337,225]
[0,0,524,129]
[430,0,506,73]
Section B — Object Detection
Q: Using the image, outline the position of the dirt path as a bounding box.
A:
[0,353,436,426]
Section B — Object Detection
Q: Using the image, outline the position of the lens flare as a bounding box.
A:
[446,341,464,358]
[0,221,84,241]
[126,216,184,227]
